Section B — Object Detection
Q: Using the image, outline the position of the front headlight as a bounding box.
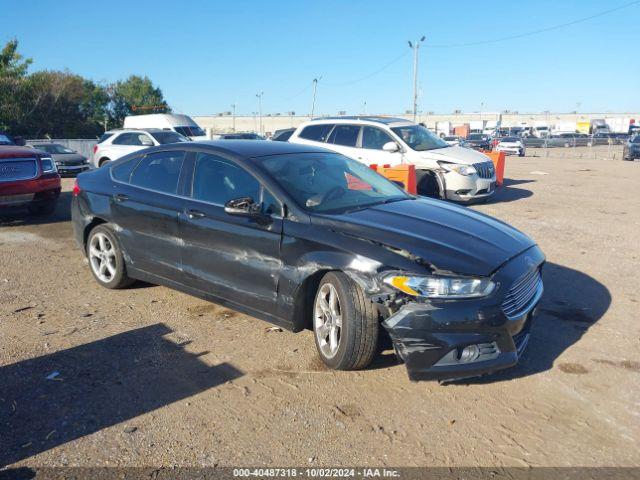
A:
[40,157,57,173]
[384,275,495,298]
[438,161,477,176]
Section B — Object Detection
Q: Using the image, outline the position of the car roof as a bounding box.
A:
[187,140,331,158]
[106,128,165,134]
[309,116,412,126]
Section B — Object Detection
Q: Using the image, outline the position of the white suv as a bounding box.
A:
[92,128,189,168]
[288,117,496,202]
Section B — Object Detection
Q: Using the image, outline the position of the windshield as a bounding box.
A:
[174,126,206,137]
[391,125,448,151]
[0,134,13,145]
[259,152,411,213]
[34,144,74,154]
[150,131,190,144]
[468,134,484,140]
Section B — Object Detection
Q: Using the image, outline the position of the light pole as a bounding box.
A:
[231,103,236,132]
[310,77,322,118]
[408,36,425,123]
[255,92,264,135]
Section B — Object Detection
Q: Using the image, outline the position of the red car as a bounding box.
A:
[0,135,61,215]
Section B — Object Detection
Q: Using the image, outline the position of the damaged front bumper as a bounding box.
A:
[381,247,544,382]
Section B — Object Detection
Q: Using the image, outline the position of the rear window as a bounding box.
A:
[112,156,142,183]
[174,126,206,137]
[98,133,115,144]
[150,131,189,144]
[299,124,333,142]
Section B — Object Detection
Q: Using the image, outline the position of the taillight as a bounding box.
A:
[93,145,98,154]
[72,179,81,197]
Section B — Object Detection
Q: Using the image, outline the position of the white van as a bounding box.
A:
[123,114,208,141]
[288,117,496,203]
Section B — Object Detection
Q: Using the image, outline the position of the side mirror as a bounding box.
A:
[382,141,400,153]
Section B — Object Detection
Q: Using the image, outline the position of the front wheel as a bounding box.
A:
[86,224,135,289]
[313,272,379,370]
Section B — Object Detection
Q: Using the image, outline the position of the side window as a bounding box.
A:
[192,153,260,205]
[262,189,281,216]
[327,125,360,147]
[112,133,135,145]
[361,127,393,150]
[299,124,333,142]
[112,156,142,183]
[129,150,185,194]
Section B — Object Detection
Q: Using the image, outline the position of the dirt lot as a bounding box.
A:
[1,147,639,468]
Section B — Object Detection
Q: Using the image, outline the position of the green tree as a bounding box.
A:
[109,75,169,126]
[0,39,32,79]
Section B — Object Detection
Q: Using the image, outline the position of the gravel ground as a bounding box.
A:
[1,147,639,468]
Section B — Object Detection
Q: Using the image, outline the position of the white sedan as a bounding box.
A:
[495,137,526,156]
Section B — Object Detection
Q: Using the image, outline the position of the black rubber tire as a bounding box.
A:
[416,170,440,198]
[86,224,135,289]
[28,201,57,215]
[98,158,110,167]
[312,272,379,370]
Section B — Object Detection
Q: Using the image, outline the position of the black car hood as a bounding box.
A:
[320,198,536,277]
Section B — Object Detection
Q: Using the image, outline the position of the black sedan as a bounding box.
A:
[71,141,544,381]
[31,143,91,175]
[464,133,492,151]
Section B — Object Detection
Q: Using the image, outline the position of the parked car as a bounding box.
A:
[495,137,526,156]
[548,133,592,148]
[0,133,61,215]
[442,135,463,147]
[123,114,207,141]
[92,129,189,168]
[271,128,296,142]
[210,132,265,140]
[71,140,544,381]
[623,135,640,161]
[464,133,492,151]
[30,143,90,176]
[288,117,496,203]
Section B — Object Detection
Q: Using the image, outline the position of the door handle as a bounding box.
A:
[113,193,128,202]
[186,209,206,219]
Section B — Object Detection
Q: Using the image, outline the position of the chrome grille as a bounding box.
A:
[501,268,542,318]
[475,161,495,179]
[0,158,38,182]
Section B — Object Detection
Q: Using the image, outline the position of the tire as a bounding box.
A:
[28,201,57,215]
[312,272,379,370]
[86,224,135,289]
[98,158,111,167]
[415,170,440,198]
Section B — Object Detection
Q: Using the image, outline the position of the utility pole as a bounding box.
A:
[231,103,236,132]
[408,36,425,123]
[310,77,322,118]
[255,92,263,135]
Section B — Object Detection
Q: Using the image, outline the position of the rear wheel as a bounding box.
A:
[86,224,135,289]
[98,158,111,167]
[312,272,378,370]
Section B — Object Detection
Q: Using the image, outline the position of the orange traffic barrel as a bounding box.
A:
[483,151,505,186]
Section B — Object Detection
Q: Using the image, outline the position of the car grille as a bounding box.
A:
[501,268,543,318]
[0,159,38,182]
[475,161,495,179]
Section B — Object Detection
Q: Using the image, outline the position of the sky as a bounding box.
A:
[3,0,639,116]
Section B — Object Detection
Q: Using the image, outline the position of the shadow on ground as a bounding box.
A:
[0,192,71,227]
[456,261,610,385]
[0,323,242,467]
[487,178,535,204]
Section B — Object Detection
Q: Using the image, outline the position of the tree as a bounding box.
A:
[109,75,169,126]
[0,39,32,79]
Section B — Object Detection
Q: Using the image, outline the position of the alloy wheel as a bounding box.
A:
[314,283,342,358]
[89,232,117,283]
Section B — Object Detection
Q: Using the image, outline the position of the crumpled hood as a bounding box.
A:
[416,146,490,166]
[320,198,536,276]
